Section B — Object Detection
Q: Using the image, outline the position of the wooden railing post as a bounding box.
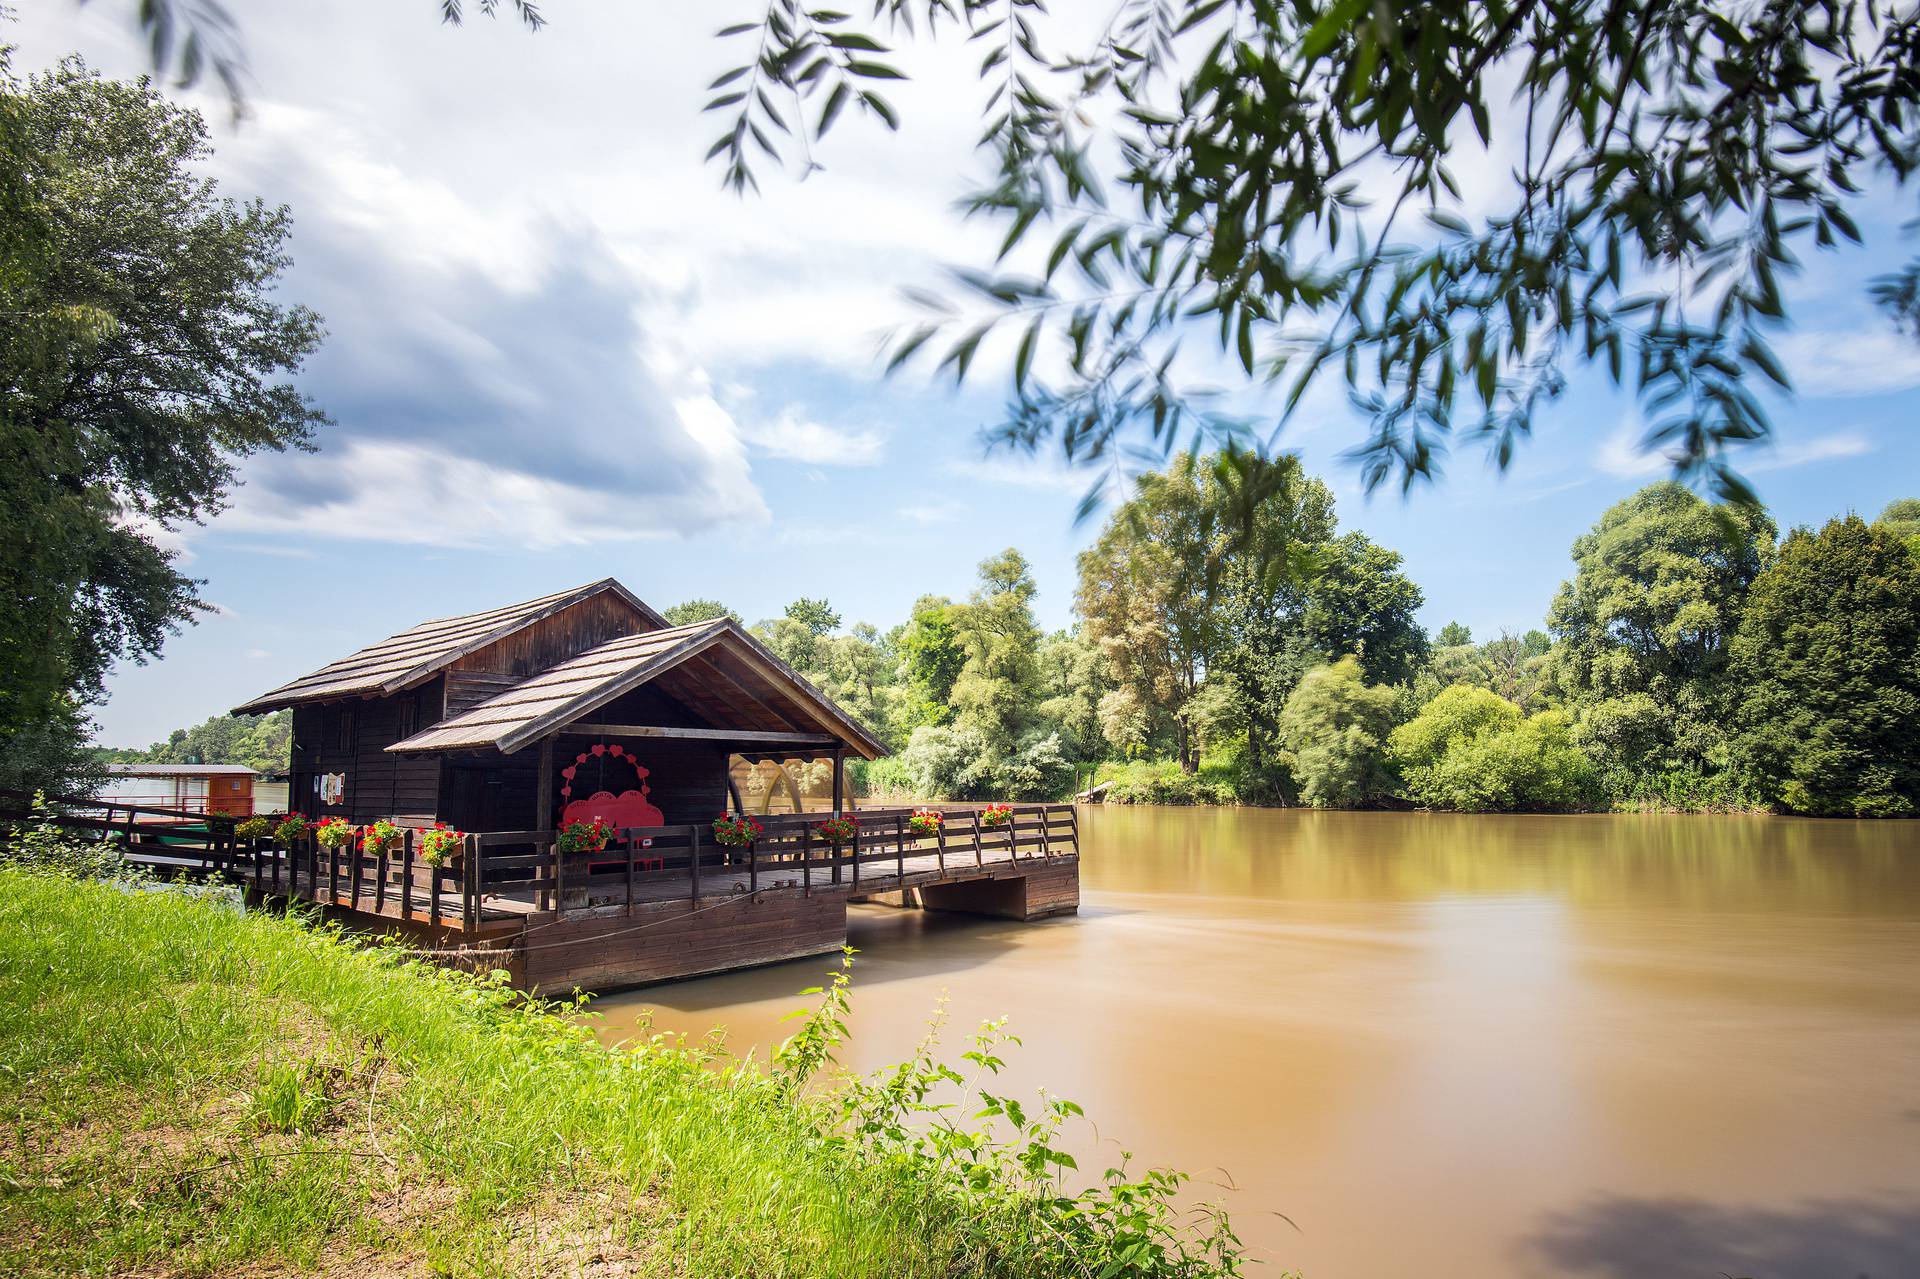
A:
[850,821,860,889]
[375,830,391,914]
[1041,805,1053,861]
[1068,803,1079,857]
[625,831,636,915]
[801,824,812,897]
[894,814,905,882]
[471,834,485,924]
[554,831,566,917]
[400,828,415,922]
[748,836,758,895]
[935,816,947,874]
[689,824,703,904]
[463,834,478,933]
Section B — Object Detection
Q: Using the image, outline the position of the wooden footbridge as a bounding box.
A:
[2,794,1080,991]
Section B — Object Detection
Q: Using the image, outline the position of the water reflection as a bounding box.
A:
[593,807,1920,1278]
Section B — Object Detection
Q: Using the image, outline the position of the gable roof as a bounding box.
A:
[233,579,665,715]
[385,618,888,759]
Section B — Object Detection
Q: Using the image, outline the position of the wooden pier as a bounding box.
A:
[4,796,1079,991]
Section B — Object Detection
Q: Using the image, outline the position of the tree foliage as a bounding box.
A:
[1731,515,1920,816]
[1275,656,1398,808]
[0,60,324,794]
[1542,481,1775,780]
[699,0,1920,506]
[100,710,292,775]
[662,598,741,626]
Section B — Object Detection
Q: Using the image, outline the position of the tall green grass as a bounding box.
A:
[0,868,1255,1278]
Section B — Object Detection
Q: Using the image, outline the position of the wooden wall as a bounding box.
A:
[918,861,1080,921]
[522,895,848,993]
[451,593,650,682]
[289,677,443,823]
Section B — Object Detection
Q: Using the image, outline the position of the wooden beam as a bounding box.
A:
[536,735,556,832]
[565,723,839,747]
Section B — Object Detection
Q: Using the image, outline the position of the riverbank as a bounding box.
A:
[0,868,1244,1279]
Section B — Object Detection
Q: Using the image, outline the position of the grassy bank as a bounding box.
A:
[0,868,1246,1278]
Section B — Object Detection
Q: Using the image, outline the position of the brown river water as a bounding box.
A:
[591,806,1920,1279]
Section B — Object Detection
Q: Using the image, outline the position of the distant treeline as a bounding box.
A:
[113,462,1920,818]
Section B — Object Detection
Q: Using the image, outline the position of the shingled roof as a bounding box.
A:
[233,579,664,715]
[385,618,887,758]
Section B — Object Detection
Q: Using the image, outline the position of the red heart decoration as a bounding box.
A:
[561,766,576,780]
[591,744,606,756]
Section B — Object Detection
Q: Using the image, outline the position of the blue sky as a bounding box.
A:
[14,4,1919,747]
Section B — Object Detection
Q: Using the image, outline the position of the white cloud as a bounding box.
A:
[952,454,1106,495]
[736,407,887,466]
[244,648,271,660]
[1747,430,1873,472]
[1777,328,1920,396]
[1593,418,1674,479]
[896,497,968,525]
[221,438,766,550]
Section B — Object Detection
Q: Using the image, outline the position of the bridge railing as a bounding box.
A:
[1,792,1080,935]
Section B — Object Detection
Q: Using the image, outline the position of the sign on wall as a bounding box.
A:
[316,773,345,807]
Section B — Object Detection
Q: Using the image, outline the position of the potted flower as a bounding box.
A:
[359,820,401,858]
[556,819,613,857]
[273,813,312,847]
[235,813,274,841]
[813,814,858,846]
[313,817,353,850]
[712,813,762,848]
[907,807,944,836]
[978,803,1014,829]
[417,823,465,869]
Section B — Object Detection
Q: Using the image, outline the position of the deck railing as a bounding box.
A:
[0,792,1080,935]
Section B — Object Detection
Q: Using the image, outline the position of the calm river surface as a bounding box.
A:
[592,806,1920,1279]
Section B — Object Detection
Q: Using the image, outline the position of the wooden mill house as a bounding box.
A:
[227,579,1079,990]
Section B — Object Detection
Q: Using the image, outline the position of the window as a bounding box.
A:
[397,697,418,740]
[336,706,355,753]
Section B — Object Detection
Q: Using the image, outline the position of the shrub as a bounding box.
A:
[1390,687,1600,812]
[996,732,1075,801]
[900,724,999,800]
[1097,759,1235,806]
[0,795,125,879]
[1276,657,1400,808]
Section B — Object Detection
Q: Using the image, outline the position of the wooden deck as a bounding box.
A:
[3,797,1081,991]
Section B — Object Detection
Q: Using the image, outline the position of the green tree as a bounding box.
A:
[1079,450,1331,770]
[662,598,739,626]
[110,710,293,774]
[949,550,1044,754]
[784,597,842,636]
[1298,532,1429,685]
[1435,622,1472,648]
[1275,657,1399,808]
[1541,482,1775,782]
[1877,498,1920,557]
[0,60,324,794]
[1731,516,1920,817]
[896,595,967,729]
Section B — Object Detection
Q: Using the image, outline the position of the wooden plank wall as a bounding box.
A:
[522,894,848,992]
[289,679,443,823]
[450,593,651,682]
